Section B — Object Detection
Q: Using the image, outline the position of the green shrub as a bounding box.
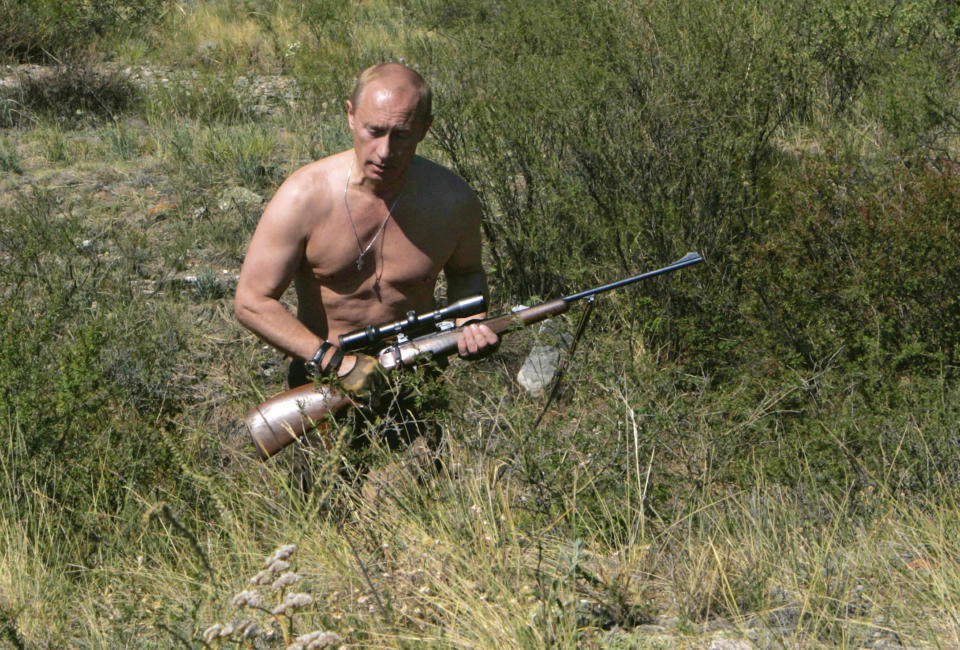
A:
[143,72,260,125]
[3,64,140,126]
[0,0,167,63]
[742,159,960,372]
[0,190,190,566]
[0,137,21,172]
[396,0,960,378]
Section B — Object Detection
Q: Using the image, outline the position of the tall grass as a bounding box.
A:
[0,0,958,646]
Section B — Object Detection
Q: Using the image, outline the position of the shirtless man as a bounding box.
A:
[234,63,498,389]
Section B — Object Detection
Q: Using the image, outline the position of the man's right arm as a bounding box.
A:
[234,173,325,363]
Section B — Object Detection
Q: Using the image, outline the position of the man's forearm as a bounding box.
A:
[234,296,322,361]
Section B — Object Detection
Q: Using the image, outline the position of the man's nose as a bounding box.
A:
[375,135,393,159]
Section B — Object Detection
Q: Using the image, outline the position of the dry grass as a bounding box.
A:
[2,1,959,647]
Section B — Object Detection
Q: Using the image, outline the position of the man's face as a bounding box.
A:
[347,79,431,190]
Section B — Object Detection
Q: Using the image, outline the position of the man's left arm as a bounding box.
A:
[444,191,499,359]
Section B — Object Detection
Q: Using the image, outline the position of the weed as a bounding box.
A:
[143,72,259,125]
[0,0,166,63]
[9,64,140,125]
[0,138,21,173]
[2,0,960,646]
[103,121,142,160]
[202,544,342,648]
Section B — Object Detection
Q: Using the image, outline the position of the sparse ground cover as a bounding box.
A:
[1,0,959,647]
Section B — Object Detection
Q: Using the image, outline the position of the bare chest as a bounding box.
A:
[301,199,460,302]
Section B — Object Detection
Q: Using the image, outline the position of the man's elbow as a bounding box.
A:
[233,290,259,332]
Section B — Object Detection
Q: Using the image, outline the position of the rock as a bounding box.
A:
[708,639,752,650]
[516,319,574,395]
[217,186,263,213]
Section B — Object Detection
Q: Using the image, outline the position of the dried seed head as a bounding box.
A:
[272,572,303,590]
[284,592,313,610]
[251,569,273,586]
[231,589,264,608]
[218,622,235,638]
[274,544,297,561]
[268,559,291,574]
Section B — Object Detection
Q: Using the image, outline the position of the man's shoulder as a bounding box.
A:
[271,151,350,212]
[285,150,350,189]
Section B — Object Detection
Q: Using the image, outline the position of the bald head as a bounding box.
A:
[350,63,433,128]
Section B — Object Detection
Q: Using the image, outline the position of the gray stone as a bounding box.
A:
[708,639,752,650]
[516,319,574,395]
[217,186,263,213]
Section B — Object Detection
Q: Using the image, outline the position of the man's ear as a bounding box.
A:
[346,100,355,131]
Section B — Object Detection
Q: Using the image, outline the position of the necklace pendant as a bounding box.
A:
[356,256,364,271]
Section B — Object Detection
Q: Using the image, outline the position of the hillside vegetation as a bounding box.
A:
[1,0,959,647]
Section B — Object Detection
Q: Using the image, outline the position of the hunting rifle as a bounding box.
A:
[245,252,703,459]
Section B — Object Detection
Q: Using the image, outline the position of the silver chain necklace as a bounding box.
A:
[343,161,403,271]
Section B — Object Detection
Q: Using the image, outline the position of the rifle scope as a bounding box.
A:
[338,294,486,352]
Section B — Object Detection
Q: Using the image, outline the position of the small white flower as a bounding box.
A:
[309,631,343,648]
[241,622,261,640]
[203,623,222,642]
[268,559,291,574]
[295,631,323,643]
[218,622,235,637]
[266,544,297,567]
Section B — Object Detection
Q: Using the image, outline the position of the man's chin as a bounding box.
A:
[367,164,402,184]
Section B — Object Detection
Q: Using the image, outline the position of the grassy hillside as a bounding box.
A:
[1,0,959,646]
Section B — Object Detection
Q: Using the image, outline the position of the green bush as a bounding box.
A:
[0,0,167,63]
[397,0,960,375]
[0,190,189,566]
[2,64,141,126]
[742,159,960,372]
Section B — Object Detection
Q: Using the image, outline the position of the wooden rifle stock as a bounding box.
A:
[246,384,353,460]
[244,253,702,459]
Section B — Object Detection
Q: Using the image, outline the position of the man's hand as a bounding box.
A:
[457,322,499,360]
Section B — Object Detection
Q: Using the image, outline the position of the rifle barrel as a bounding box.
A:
[562,252,702,303]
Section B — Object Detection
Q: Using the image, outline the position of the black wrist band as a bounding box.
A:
[325,347,344,376]
[304,341,334,377]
